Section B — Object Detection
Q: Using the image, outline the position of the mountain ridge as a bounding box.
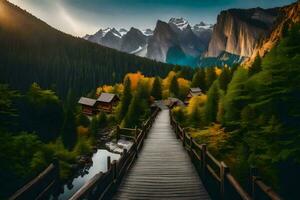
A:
[0,0,174,97]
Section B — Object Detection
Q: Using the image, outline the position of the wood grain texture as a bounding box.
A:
[113,110,210,200]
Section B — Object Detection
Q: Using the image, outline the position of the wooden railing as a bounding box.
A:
[170,110,282,200]
[69,108,160,200]
[9,160,59,200]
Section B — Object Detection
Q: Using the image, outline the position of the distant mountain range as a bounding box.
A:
[0,0,174,97]
[84,2,300,67]
[83,18,213,66]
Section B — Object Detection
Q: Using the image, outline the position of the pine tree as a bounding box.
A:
[122,82,147,128]
[191,69,206,91]
[206,67,217,90]
[61,107,77,150]
[118,77,132,121]
[151,76,162,100]
[248,55,262,77]
[218,67,232,91]
[169,76,179,97]
[204,80,220,124]
[223,68,249,124]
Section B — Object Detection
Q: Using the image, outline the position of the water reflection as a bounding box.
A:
[56,149,120,200]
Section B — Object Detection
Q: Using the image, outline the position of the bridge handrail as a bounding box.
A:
[9,160,59,200]
[170,110,283,200]
[69,108,160,200]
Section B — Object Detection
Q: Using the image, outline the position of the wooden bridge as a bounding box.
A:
[113,109,210,199]
[11,107,283,200]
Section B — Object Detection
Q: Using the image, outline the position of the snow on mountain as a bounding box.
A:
[169,17,189,30]
[119,28,128,36]
[130,46,143,54]
[142,29,153,36]
[193,22,213,31]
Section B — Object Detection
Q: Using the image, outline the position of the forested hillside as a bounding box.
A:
[172,23,300,199]
[0,0,174,97]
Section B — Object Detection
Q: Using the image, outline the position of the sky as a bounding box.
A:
[8,0,296,37]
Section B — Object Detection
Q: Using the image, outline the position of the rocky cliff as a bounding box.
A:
[244,1,300,66]
[146,20,179,62]
[206,7,279,58]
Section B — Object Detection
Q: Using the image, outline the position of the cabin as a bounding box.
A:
[185,87,203,104]
[97,93,120,113]
[78,97,98,115]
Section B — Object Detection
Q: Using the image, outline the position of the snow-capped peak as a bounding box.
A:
[103,27,112,34]
[142,29,153,36]
[119,28,128,36]
[169,17,189,30]
[193,22,213,31]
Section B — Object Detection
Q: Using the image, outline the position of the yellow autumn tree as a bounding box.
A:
[187,95,207,127]
[162,71,176,98]
[177,77,191,100]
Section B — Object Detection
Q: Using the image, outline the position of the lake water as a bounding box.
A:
[55,149,120,200]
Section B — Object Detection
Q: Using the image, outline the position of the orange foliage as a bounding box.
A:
[77,126,89,136]
[177,78,190,89]
[215,67,222,76]
[125,72,145,90]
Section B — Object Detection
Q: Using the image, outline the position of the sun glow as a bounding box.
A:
[56,3,82,35]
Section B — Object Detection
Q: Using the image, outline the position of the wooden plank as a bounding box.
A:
[113,110,210,200]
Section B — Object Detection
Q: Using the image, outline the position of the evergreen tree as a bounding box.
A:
[89,116,99,138]
[61,107,77,149]
[223,68,249,124]
[218,67,232,91]
[191,69,206,91]
[77,113,90,127]
[204,80,220,124]
[206,67,217,90]
[248,55,262,77]
[151,76,162,100]
[169,76,179,97]
[22,83,63,142]
[0,84,19,130]
[118,77,132,121]
[122,82,148,128]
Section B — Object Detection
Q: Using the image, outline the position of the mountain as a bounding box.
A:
[146,20,180,62]
[244,1,300,65]
[168,18,207,57]
[192,22,213,47]
[121,27,147,53]
[84,28,122,49]
[0,0,174,97]
[206,7,279,58]
[84,18,213,66]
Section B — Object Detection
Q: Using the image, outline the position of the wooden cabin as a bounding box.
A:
[185,88,203,104]
[78,97,98,115]
[97,93,120,113]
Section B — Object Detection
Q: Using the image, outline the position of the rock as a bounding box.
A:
[206,7,279,58]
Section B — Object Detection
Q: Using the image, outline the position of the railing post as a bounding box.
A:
[116,125,120,141]
[250,166,258,200]
[220,161,230,200]
[107,156,111,171]
[201,144,207,180]
[182,129,186,147]
[175,122,179,139]
[123,148,127,155]
[112,160,117,181]
[134,126,138,139]
[190,136,193,150]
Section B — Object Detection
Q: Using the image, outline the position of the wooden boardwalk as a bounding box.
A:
[113,110,210,200]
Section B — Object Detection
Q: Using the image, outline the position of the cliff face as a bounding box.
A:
[206,7,279,58]
[244,1,300,65]
[146,20,179,62]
